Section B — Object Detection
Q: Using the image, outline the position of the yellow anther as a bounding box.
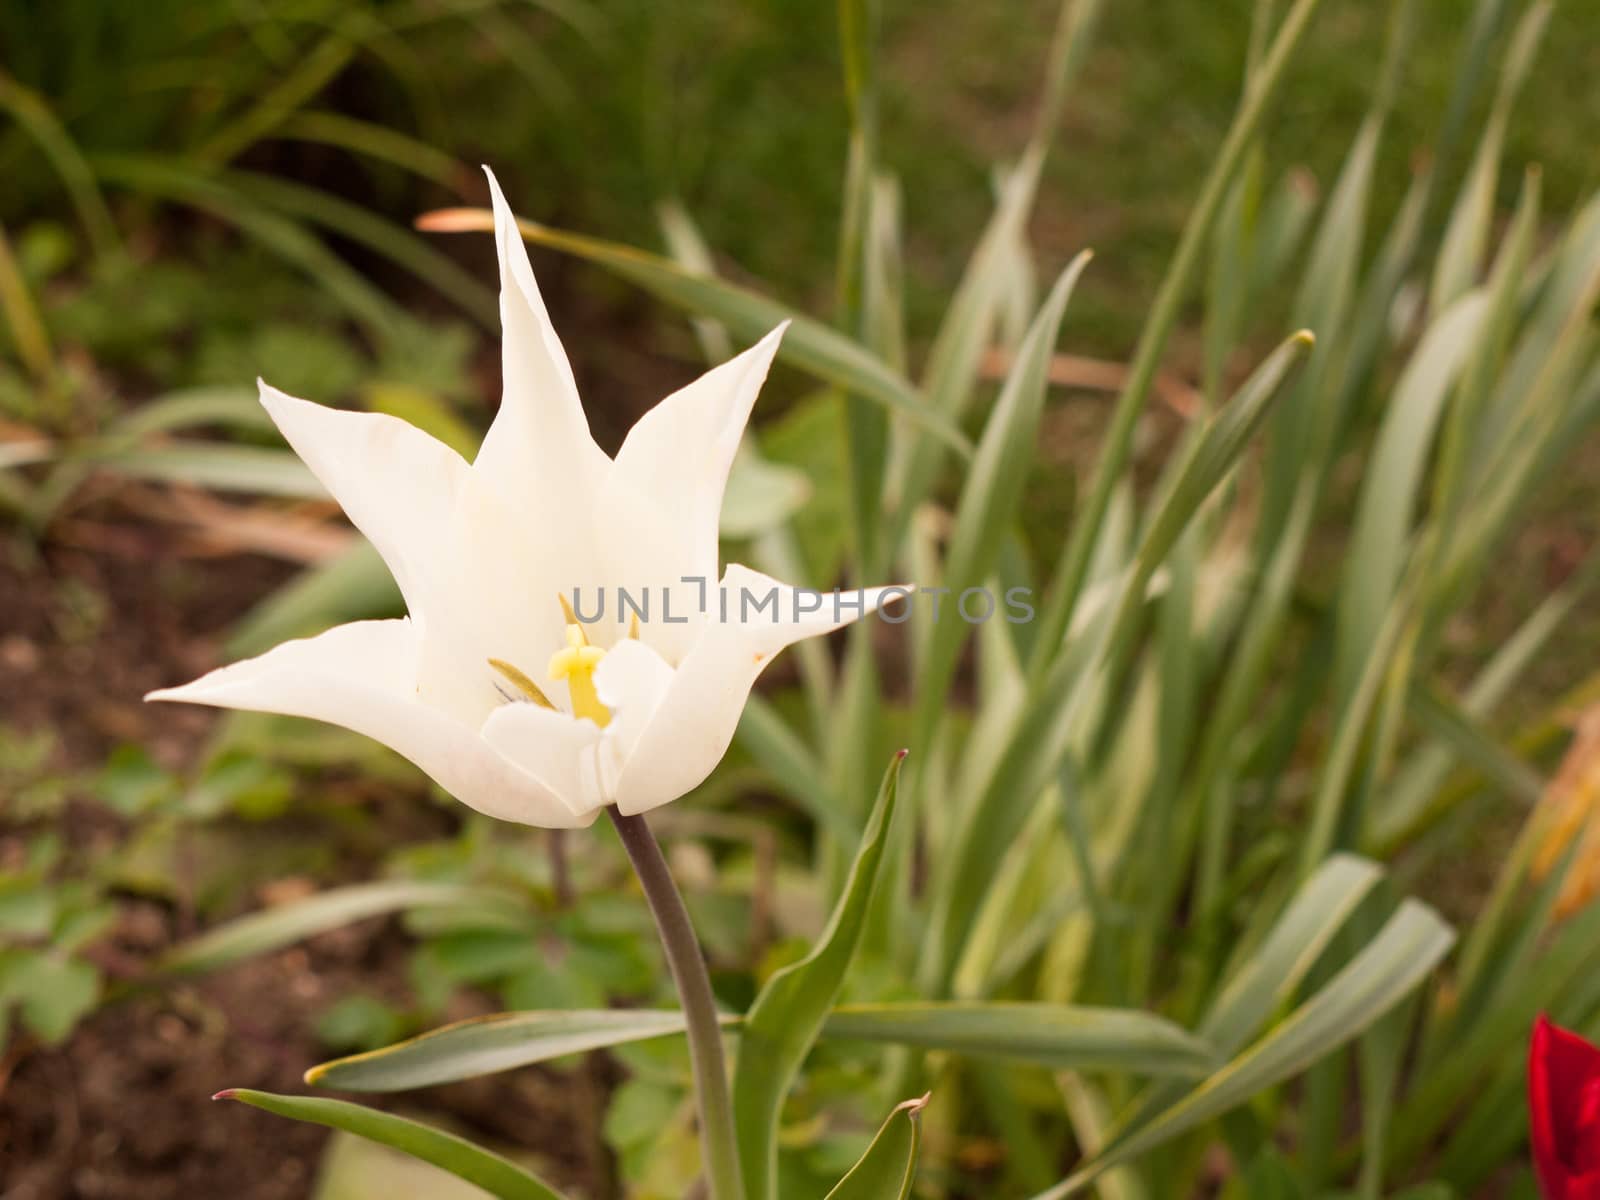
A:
[558,593,586,637]
[489,658,556,709]
[548,623,610,727]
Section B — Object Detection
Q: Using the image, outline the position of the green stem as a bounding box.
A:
[608,808,744,1200]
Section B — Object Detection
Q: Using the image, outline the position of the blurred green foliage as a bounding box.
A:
[3,1,1600,1198]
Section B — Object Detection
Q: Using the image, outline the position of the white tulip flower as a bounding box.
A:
[150,169,901,828]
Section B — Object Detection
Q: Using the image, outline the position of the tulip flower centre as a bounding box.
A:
[547,623,612,728]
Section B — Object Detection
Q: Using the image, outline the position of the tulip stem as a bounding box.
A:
[608,807,744,1200]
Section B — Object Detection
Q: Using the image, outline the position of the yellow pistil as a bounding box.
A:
[548,623,610,727]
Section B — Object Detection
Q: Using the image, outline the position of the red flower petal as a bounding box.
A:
[1531,1016,1600,1198]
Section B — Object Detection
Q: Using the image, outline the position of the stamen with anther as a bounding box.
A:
[489,658,556,709]
[548,623,610,727]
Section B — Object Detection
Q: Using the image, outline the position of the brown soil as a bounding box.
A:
[0,512,606,1200]
[0,916,600,1200]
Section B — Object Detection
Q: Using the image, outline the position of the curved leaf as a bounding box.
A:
[161,881,521,975]
[820,1003,1215,1078]
[217,1089,568,1200]
[306,1000,1211,1094]
[733,752,905,1200]
[308,1008,701,1091]
[824,1094,929,1200]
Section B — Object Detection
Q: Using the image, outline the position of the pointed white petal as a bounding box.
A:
[610,564,907,814]
[598,326,786,660]
[473,167,607,509]
[148,620,595,828]
[258,382,467,626]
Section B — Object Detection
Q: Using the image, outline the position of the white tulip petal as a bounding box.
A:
[481,703,607,816]
[413,467,582,726]
[611,564,907,814]
[593,637,676,761]
[147,620,594,829]
[258,382,466,625]
[599,326,786,660]
[474,167,608,514]
[151,175,878,826]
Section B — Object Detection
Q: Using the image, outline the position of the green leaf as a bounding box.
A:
[417,209,969,456]
[823,1094,929,1200]
[1028,0,1328,675]
[914,253,1092,747]
[0,71,119,257]
[308,1008,702,1091]
[161,881,522,976]
[10,952,100,1044]
[316,995,409,1055]
[275,111,461,187]
[0,884,55,937]
[111,387,274,438]
[1427,1,1550,313]
[1036,900,1454,1198]
[94,153,404,341]
[217,1090,568,1200]
[1332,293,1488,701]
[225,168,498,328]
[363,382,480,459]
[86,444,323,497]
[735,695,856,845]
[732,751,905,1200]
[923,331,1312,993]
[226,542,402,658]
[881,157,1034,559]
[1121,855,1385,1140]
[305,1002,1208,1094]
[819,1003,1216,1078]
[1200,854,1384,1055]
[720,447,812,540]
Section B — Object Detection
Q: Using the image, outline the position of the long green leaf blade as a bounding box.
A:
[732,751,905,1200]
[820,1003,1216,1077]
[161,881,520,975]
[914,254,1092,748]
[308,1009,699,1091]
[306,1001,1205,1094]
[217,1089,568,1200]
